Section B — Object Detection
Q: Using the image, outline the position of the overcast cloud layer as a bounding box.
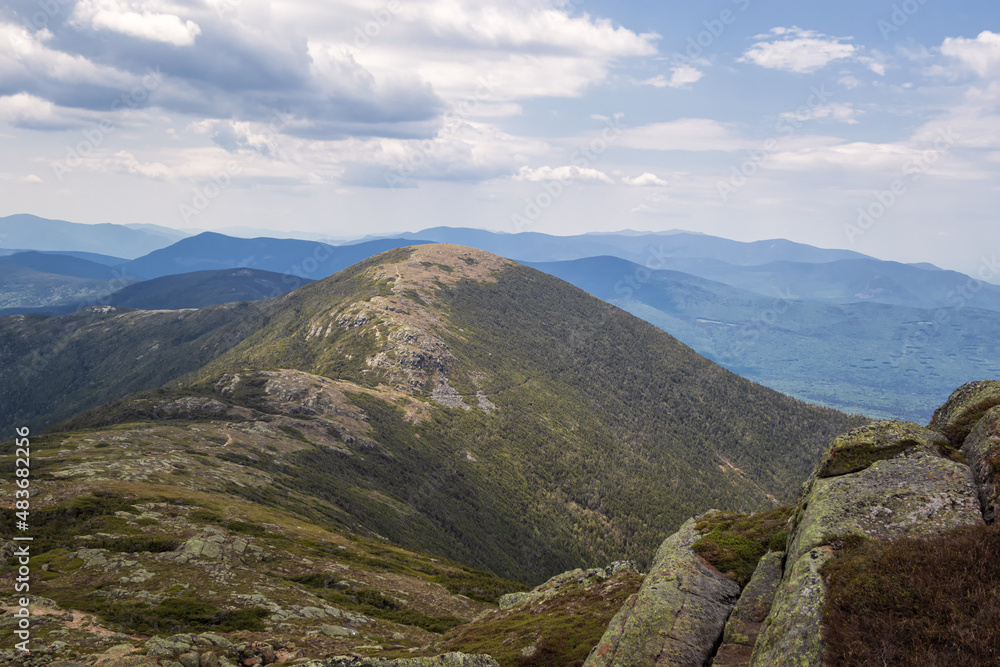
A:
[0,0,998,275]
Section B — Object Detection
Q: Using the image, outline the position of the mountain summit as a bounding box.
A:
[29,244,864,585]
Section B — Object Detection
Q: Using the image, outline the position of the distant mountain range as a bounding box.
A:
[0,214,188,258]
[120,232,432,280]
[2,216,997,422]
[530,256,1000,421]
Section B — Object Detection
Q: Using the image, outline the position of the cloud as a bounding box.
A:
[739,27,857,74]
[617,118,751,152]
[780,103,862,125]
[941,30,1000,78]
[515,165,614,184]
[71,0,202,47]
[622,172,668,186]
[0,92,91,130]
[641,65,703,89]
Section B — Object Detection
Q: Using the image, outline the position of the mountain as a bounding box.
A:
[0,261,134,311]
[385,227,1000,312]
[643,255,1000,313]
[122,232,433,280]
[0,251,121,280]
[395,228,871,266]
[2,244,864,587]
[0,214,187,258]
[101,268,312,310]
[528,256,1000,421]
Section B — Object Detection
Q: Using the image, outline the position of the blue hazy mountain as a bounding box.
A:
[122,232,432,280]
[396,227,872,265]
[529,255,1000,422]
[0,251,121,280]
[0,214,188,258]
[103,268,312,310]
[394,228,999,313]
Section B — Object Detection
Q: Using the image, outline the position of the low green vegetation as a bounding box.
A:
[692,506,794,586]
[440,570,644,667]
[822,524,1000,665]
[0,492,144,557]
[72,596,269,635]
[289,574,465,633]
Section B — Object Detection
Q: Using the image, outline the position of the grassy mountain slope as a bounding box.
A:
[530,256,1000,421]
[0,302,267,435]
[46,244,865,585]
[0,426,525,663]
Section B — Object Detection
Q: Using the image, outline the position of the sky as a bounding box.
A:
[0,0,998,274]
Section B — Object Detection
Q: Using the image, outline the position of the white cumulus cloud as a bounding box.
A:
[739,27,857,74]
[71,0,202,47]
[622,172,668,186]
[515,165,614,183]
[941,30,1000,78]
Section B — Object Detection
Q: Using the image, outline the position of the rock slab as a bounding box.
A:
[584,516,740,667]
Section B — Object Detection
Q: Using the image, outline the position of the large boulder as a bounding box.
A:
[786,450,983,565]
[752,441,984,666]
[584,516,740,667]
[961,404,1000,522]
[747,548,833,667]
[816,420,948,478]
[309,655,499,666]
[929,379,1000,445]
[713,551,784,667]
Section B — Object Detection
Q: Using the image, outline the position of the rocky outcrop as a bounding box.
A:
[712,551,783,667]
[962,404,1000,522]
[300,655,499,667]
[815,419,949,478]
[587,382,1000,667]
[750,419,984,667]
[498,561,638,611]
[584,516,741,667]
[929,379,1000,445]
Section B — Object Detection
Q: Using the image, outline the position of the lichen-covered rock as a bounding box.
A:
[786,450,983,565]
[498,561,638,610]
[312,654,500,666]
[929,379,1000,445]
[584,516,740,667]
[713,551,784,667]
[748,548,832,667]
[816,420,948,478]
[961,405,1000,522]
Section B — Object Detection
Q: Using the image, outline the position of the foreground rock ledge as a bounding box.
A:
[584,515,740,667]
